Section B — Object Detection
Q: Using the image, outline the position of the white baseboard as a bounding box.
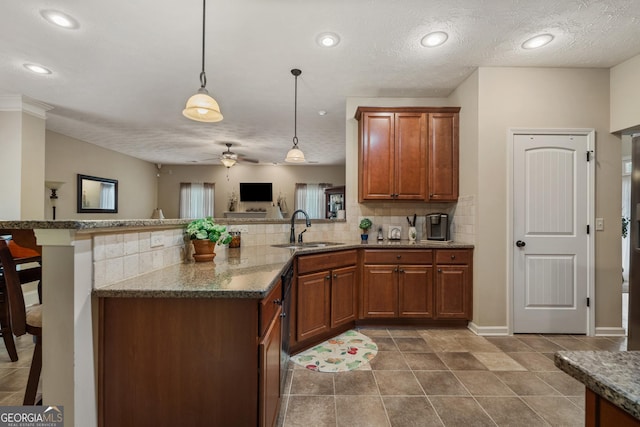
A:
[468,322,509,336]
[595,327,627,337]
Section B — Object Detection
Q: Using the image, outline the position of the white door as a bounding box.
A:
[513,133,592,334]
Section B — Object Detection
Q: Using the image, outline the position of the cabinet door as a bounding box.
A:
[361,265,397,318]
[435,265,470,319]
[331,265,357,328]
[428,112,459,201]
[359,112,395,201]
[259,307,282,427]
[395,113,427,200]
[297,271,331,341]
[398,265,433,317]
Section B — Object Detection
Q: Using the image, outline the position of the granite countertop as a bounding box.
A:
[93,240,474,299]
[555,351,640,419]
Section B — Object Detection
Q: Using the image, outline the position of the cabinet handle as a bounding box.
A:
[438,269,442,273]
[396,254,401,259]
[451,255,456,260]
[399,269,405,273]
[273,299,281,305]
[333,273,338,279]
[394,268,398,272]
[325,275,331,280]
[280,312,286,318]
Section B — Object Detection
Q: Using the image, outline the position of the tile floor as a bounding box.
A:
[278,328,628,427]
[0,334,39,405]
[0,327,628,427]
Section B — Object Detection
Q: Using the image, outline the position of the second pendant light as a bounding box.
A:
[285,68,305,163]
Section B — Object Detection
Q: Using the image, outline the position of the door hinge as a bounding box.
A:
[586,224,590,234]
[586,297,590,307]
[586,151,592,161]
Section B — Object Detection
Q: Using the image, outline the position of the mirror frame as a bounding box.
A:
[77,174,118,214]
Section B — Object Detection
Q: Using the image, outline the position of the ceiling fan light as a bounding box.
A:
[285,146,306,163]
[183,89,223,122]
[220,157,237,168]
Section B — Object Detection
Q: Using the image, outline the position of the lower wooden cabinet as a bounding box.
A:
[99,280,284,427]
[295,250,357,346]
[259,306,282,427]
[361,248,471,321]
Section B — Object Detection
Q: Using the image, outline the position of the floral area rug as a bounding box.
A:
[291,330,378,372]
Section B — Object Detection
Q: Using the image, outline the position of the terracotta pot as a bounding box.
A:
[192,239,216,262]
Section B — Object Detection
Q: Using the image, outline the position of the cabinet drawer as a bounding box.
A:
[297,250,357,275]
[259,280,282,337]
[435,249,471,265]
[363,250,432,265]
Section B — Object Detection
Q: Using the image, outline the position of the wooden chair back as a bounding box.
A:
[0,239,27,336]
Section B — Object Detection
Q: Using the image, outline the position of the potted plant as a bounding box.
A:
[186,217,232,262]
[359,218,372,241]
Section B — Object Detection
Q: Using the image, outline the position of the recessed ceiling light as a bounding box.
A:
[420,31,448,48]
[23,63,52,75]
[318,110,327,116]
[316,32,340,48]
[521,33,554,49]
[40,9,80,29]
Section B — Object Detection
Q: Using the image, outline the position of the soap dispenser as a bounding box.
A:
[377,226,384,241]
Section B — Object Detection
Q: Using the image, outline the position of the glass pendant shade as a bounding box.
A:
[285,145,305,163]
[183,88,223,122]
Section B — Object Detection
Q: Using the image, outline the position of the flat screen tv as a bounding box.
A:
[239,182,273,202]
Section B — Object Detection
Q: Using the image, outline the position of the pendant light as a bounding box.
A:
[182,0,223,122]
[285,68,305,163]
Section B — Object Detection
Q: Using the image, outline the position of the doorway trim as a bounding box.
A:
[507,128,595,336]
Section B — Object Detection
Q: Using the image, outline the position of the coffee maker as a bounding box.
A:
[425,213,449,241]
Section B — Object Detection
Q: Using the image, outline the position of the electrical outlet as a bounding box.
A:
[150,231,164,247]
[595,218,604,231]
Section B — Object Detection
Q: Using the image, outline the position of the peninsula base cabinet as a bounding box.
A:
[98,280,283,427]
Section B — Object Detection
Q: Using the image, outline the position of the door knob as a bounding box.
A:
[516,240,526,248]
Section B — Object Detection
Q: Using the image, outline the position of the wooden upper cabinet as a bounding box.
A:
[428,112,459,201]
[356,106,460,202]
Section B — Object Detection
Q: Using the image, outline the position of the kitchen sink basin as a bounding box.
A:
[271,241,344,249]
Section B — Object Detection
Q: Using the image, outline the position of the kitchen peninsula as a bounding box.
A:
[0,219,473,426]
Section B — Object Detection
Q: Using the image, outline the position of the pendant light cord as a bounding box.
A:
[199,0,207,89]
[291,69,301,147]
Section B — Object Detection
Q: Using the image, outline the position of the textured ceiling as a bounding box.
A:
[1,0,639,166]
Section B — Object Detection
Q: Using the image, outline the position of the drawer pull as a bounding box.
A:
[451,255,456,260]
[396,255,401,259]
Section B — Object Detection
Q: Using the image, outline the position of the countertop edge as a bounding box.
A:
[554,351,640,420]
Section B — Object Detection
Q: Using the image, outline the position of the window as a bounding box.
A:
[179,183,215,218]
[294,183,331,219]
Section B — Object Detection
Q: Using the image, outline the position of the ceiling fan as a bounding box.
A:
[202,142,259,167]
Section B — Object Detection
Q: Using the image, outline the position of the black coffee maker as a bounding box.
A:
[425,213,449,241]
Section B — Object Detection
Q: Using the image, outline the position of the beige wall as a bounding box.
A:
[22,112,46,219]
[0,111,23,219]
[45,131,158,219]
[157,164,345,219]
[476,67,621,330]
[610,53,640,133]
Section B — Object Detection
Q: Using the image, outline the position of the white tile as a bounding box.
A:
[105,258,124,284]
[104,234,124,259]
[123,233,139,255]
[123,254,139,279]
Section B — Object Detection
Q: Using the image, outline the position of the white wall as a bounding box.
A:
[0,111,23,219]
[157,163,345,219]
[610,53,640,133]
[45,131,158,219]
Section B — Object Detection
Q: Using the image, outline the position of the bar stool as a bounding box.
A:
[0,239,42,405]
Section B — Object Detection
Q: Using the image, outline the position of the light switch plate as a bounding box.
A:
[595,218,604,231]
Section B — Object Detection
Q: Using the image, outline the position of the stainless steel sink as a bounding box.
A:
[271,241,344,249]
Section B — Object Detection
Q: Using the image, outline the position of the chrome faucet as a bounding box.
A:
[290,209,311,244]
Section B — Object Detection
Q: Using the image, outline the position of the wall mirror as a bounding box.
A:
[77,174,118,213]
